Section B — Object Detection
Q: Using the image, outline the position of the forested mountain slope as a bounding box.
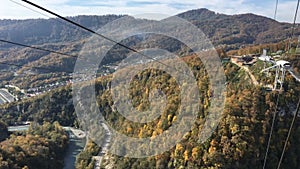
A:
[0,54,299,168]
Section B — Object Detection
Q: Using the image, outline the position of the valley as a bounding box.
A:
[0,6,300,169]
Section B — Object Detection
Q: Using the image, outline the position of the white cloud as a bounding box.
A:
[1,0,300,23]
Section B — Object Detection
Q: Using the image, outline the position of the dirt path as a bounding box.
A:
[231,60,259,86]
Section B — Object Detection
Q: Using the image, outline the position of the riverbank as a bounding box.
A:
[62,127,86,139]
[63,127,86,169]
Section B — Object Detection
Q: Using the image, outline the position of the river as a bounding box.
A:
[63,127,86,169]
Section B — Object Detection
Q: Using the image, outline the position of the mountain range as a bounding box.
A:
[178,9,299,47]
[1,8,300,169]
[0,8,298,48]
[0,8,299,88]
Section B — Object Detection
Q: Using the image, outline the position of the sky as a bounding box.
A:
[1,0,300,23]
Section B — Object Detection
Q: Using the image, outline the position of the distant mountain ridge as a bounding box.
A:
[0,8,298,48]
[177,8,299,48]
[0,8,299,84]
[0,15,124,47]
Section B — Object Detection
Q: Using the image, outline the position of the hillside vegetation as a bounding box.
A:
[0,122,68,169]
[178,9,299,49]
[0,9,300,169]
[1,53,299,168]
[96,56,300,169]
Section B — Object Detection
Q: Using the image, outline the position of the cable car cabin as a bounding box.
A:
[276,60,291,70]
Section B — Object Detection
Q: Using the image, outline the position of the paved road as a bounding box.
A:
[7,125,30,132]
[0,97,6,104]
[0,89,15,103]
[94,122,112,169]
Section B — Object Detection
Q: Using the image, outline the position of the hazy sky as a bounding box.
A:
[1,0,300,22]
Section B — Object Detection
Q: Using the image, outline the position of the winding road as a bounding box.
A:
[93,121,112,169]
[231,59,259,86]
